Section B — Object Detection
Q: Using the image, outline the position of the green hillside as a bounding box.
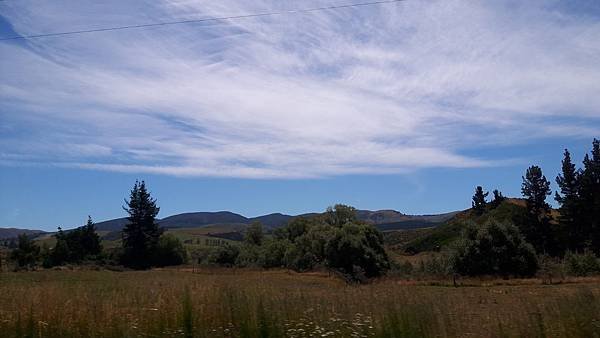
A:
[398,199,530,254]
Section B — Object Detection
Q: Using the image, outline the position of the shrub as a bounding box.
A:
[10,234,40,269]
[451,221,538,277]
[153,234,188,267]
[564,251,600,276]
[207,244,240,267]
[325,223,390,278]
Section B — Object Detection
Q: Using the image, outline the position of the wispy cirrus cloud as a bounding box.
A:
[0,0,599,178]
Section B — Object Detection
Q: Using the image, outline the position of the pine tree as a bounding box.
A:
[471,186,489,215]
[121,180,162,269]
[490,189,506,209]
[579,139,600,253]
[555,149,582,252]
[521,165,554,254]
[82,216,102,257]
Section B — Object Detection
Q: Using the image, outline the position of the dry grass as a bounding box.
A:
[0,268,599,337]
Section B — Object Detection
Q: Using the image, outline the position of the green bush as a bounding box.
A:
[229,205,390,281]
[154,234,188,267]
[451,221,538,277]
[207,244,240,267]
[564,251,600,276]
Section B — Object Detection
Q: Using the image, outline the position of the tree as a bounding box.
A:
[153,234,187,267]
[521,165,554,254]
[325,222,390,280]
[451,221,538,277]
[81,216,102,257]
[324,204,358,227]
[471,186,489,215]
[555,149,582,252]
[121,180,163,269]
[10,233,40,269]
[244,222,264,246]
[580,139,600,253]
[48,217,103,266]
[490,190,506,209]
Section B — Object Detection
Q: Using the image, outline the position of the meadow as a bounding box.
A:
[0,268,598,338]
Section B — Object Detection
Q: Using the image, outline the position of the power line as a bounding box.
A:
[0,0,405,41]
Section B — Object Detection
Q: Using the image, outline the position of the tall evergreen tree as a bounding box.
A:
[121,180,162,269]
[82,216,102,257]
[521,165,554,254]
[490,189,506,209]
[471,186,489,215]
[555,149,582,252]
[580,139,600,253]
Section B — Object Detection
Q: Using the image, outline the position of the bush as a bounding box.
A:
[153,234,188,267]
[10,234,40,269]
[207,244,240,267]
[325,223,390,278]
[564,251,600,276]
[451,221,538,277]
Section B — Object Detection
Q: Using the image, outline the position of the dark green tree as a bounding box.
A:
[10,233,40,269]
[153,234,187,267]
[48,217,103,266]
[451,221,538,277]
[580,139,600,253]
[555,149,582,252]
[81,216,102,257]
[121,180,163,269]
[521,165,554,254]
[244,222,264,246]
[324,204,358,227]
[490,189,506,209]
[471,186,489,215]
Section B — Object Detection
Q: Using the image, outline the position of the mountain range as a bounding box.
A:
[0,209,460,239]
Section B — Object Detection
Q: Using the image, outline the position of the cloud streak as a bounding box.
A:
[1,0,599,178]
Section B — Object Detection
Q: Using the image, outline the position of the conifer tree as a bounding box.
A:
[471,186,488,215]
[121,180,162,269]
[555,149,582,252]
[82,216,102,257]
[579,139,600,253]
[490,189,506,209]
[521,165,554,254]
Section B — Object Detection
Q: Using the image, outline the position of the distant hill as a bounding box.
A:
[5,208,462,238]
[0,228,47,240]
[95,217,129,232]
[159,212,248,229]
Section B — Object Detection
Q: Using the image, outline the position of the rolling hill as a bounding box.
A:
[2,208,461,241]
[0,228,47,240]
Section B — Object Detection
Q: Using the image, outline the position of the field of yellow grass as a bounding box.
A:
[0,268,599,337]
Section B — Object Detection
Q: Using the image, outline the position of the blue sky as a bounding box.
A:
[1,0,599,230]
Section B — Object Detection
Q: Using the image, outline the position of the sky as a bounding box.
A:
[0,0,599,231]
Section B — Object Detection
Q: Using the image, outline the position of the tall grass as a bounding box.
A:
[0,269,598,337]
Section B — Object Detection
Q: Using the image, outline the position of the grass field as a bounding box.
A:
[0,269,599,337]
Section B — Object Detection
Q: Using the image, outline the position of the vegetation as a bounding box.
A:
[471,186,488,215]
[121,180,164,269]
[201,205,390,282]
[0,269,599,338]
[9,234,40,269]
[451,221,538,277]
[44,216,102,267]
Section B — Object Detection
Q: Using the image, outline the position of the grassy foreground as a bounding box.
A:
[0,269,599,337]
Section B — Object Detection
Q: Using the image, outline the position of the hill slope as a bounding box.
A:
[400,199,529,254]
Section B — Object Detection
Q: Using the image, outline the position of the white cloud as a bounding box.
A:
[0,0,599,178]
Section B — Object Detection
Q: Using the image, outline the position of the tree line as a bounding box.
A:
[7,180,187,270]
[453,138,600,277]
